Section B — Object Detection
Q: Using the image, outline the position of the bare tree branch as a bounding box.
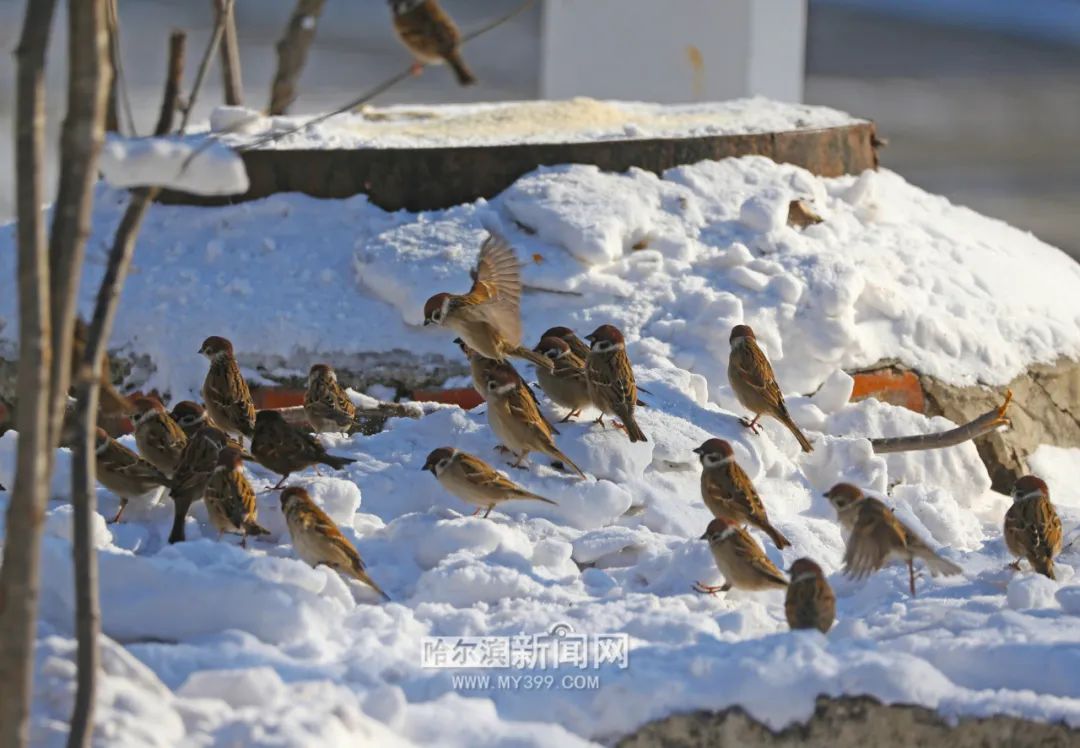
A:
[179,0,233,134]
[154,31,187,137]
[871,390,1013,454]
[213,0,244,106]
[267,0,326,116]
[0,2,59,745]
[104,0,135,135]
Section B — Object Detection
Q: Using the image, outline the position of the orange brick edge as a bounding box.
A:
[850,369,925,413]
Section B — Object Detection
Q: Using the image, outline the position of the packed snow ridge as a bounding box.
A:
[2,154,1080,746]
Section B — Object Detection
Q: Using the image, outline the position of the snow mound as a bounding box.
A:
[99,135,249,196]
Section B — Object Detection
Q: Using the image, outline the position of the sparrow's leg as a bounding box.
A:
[908,560,916,596]
[410,60,424,76]
[593,414,605,427]
[313,466,324,477]
[472,507,483,516]
[267,473,291,491]
[738,414,762,434]
[494,445,511,454]
[510,452,528,470]
[558,409,580,423]
[483,505,494,519]
[240,533,247,549]
[1007,559,1022,571]
[693,581,730,595]
[612,421,628,433]
[108,498,129,524]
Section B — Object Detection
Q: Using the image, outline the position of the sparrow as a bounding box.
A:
[694,438,791,550]
[168,425,231,543]
[584,325,647,442]
[455,336,503,401]
[541,326,592,361]
[1004,475,1062,580]
[94,428,171,524]
[304,363,358,433]
[72,317,132,418]
[131,396,188,477]
[199,335,256,439]
[483,363,586,478]
[824,483,962,595]
[727,325,813,453]
[785,558,835,633]
[390,0,476,85]
[694,517,788,594]
[423,233,553,371]
[280,486,390,601]
[422,447,558,518]
[170,400,209,440]
[533,335,592,422]
[204,448,270,546]
[251,409,356,488]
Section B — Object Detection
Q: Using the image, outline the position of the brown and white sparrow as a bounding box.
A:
[199,335,256,439]
[785,558,835,633]
[280,486,390,601]
[204,448,270,546]
[131,396,188,477]
[694,438,790,549]
[390,0,476,85]
[423,234,553,371]
[72,317,132,418]
[422,446,558,518]
[825,483,962,595]
[483,363,586,478]
[169,425,231,543]
[533,336,592,422]
[694,517,788,594]
[727,325,813,452]
[1004,475,1063,580]
[94,428,171,524]
[251,409,356,489]
[541,326,592,361]
[304,363,358,433]
[584,325,647,442]
[170,400,209,440]
[455,336,502,401]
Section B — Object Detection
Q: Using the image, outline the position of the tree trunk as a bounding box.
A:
[268,0,326,115]
[153,31,187,137]
[214,0,244,105]
[0,2,59,746]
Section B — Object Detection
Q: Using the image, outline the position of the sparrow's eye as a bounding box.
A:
[437,459,450,471]
[487,380,499,391]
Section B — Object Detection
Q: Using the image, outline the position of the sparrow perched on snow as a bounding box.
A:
[694,438,790,550]
[424,233,553,371]
[727,325,813,453]
[1004,475,1062,580]
[533,336,592,422]
[280,486,390,601]
[785,558,835,633]
[584,325,647,442]
[390,0,476,85]
[304,363,359,433]
[455,337,502,401]
[72,317,132,418]
[94,428,171,524]
[483,363,586,478]
[251,409,356,488]
[131,396,188,477]
[694,517,788,594]
[422,446,558,518]
[169,425,231,543]
[199,335,256,439]
[204,448,270,546]
[825,483,962,594]
[541,326,592,361]
[170,400,209,440]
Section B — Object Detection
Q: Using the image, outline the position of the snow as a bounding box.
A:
[2,146,1080,744]
[99,135,249,196]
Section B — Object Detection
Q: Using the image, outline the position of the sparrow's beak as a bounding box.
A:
[453,338,463,345]
[692,446,703,455]
[699,530,709,540]
[421,461,434,473]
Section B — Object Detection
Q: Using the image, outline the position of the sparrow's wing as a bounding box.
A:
[1036,496,1064,556]
[732,528,788,585]
[587,352,638,415]
[717,463,767,519]
[144,418,186,455]
[306,380,356,426]
[463,234,523,344]
[456,452,530,496]
[206,362,257,431]
[844,502,906,580]
[300,502,366,571]
[732,342,788,410]
[508,383,555,441]
[106,442,169,485]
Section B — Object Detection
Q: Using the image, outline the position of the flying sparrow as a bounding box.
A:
[304,363,359,433]
[251,409,356,489]
[584,325,647,442]
[785,558,835,633]
[170,400,209,441]
[199,335,257,439]
[72,317,132,417]
[483,363,586,478]
[94,428,171,524]
[694,438,791,550]
[280,486,390,601]
[824,483,962,594]
[423,233,553,371]
[168,425,231,543]
[131,396,188,477]
[727,325,813,452]
[1004,475,1062,580]
[541,326,592,361]
[390,0,476,85]
[694,517,788,594]
[422,446,558,518]
[533,335,592,422]
[204,448,271,546]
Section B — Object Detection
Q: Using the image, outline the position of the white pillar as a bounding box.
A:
[540,0,806,103]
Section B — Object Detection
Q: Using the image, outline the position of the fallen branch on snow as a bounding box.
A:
[870,390,1012,454]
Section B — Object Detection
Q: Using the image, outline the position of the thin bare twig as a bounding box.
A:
[105,0,135,136]
[178,0,234,134]
[870,390,1013,454]
[213,0,244,106]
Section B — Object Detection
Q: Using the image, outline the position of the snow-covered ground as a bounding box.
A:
[3,148,1080,746]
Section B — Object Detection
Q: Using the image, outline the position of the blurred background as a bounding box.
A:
[0,0,1077,256]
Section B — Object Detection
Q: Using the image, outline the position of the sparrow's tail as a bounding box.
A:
[511,345,555,371]
[518,491,558,506]
[922,551,963,577]
[760,521,792,550]
[351,567,392,602]
[1031,555,1056,580]
[445,50,476,86]
[548,446,587,480]
[622,413,648,443]
[244,519,271,537]
[780,414,814,453]
[320,453,357,471]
